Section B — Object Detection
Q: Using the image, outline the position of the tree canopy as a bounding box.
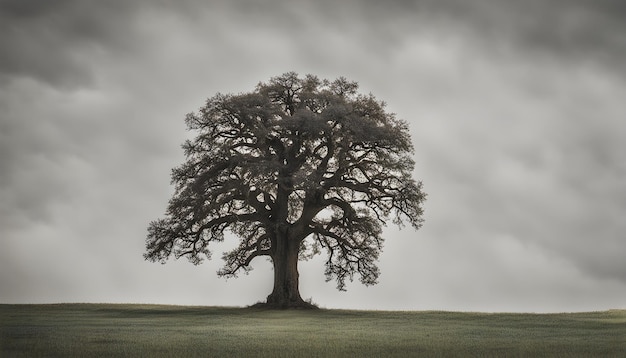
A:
[145,72,426,307]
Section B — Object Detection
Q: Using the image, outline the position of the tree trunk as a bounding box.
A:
[264,236,316,309]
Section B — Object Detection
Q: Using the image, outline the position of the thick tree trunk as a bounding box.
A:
[264,236,316,309]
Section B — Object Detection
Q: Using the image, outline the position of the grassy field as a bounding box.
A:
[1,304,624,357]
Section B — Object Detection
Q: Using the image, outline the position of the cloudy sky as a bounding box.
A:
[1,0,624,312]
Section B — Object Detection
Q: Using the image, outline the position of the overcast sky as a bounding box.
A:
[1,0,624,312]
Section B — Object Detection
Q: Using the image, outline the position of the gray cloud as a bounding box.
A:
[405,50,626,284]
[1,0,624,311]
[0,0,141,88]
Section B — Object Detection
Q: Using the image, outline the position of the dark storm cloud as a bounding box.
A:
[0,0,140,88]
[0,0,187,224]
[351,0,626,75]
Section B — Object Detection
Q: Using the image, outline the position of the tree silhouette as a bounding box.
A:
[145,72,426,308]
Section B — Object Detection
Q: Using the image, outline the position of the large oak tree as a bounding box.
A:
[145,72,426,308]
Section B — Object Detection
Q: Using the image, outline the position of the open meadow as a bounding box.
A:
[1,304,624,357]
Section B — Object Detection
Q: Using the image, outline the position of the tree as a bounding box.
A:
[145,72,426,308]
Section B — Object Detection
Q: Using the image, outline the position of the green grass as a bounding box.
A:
[1,304,624,357]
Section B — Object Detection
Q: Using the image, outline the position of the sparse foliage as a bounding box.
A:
[145,72,426,308]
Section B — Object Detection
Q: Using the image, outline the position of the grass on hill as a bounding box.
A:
[1,303,624,357]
